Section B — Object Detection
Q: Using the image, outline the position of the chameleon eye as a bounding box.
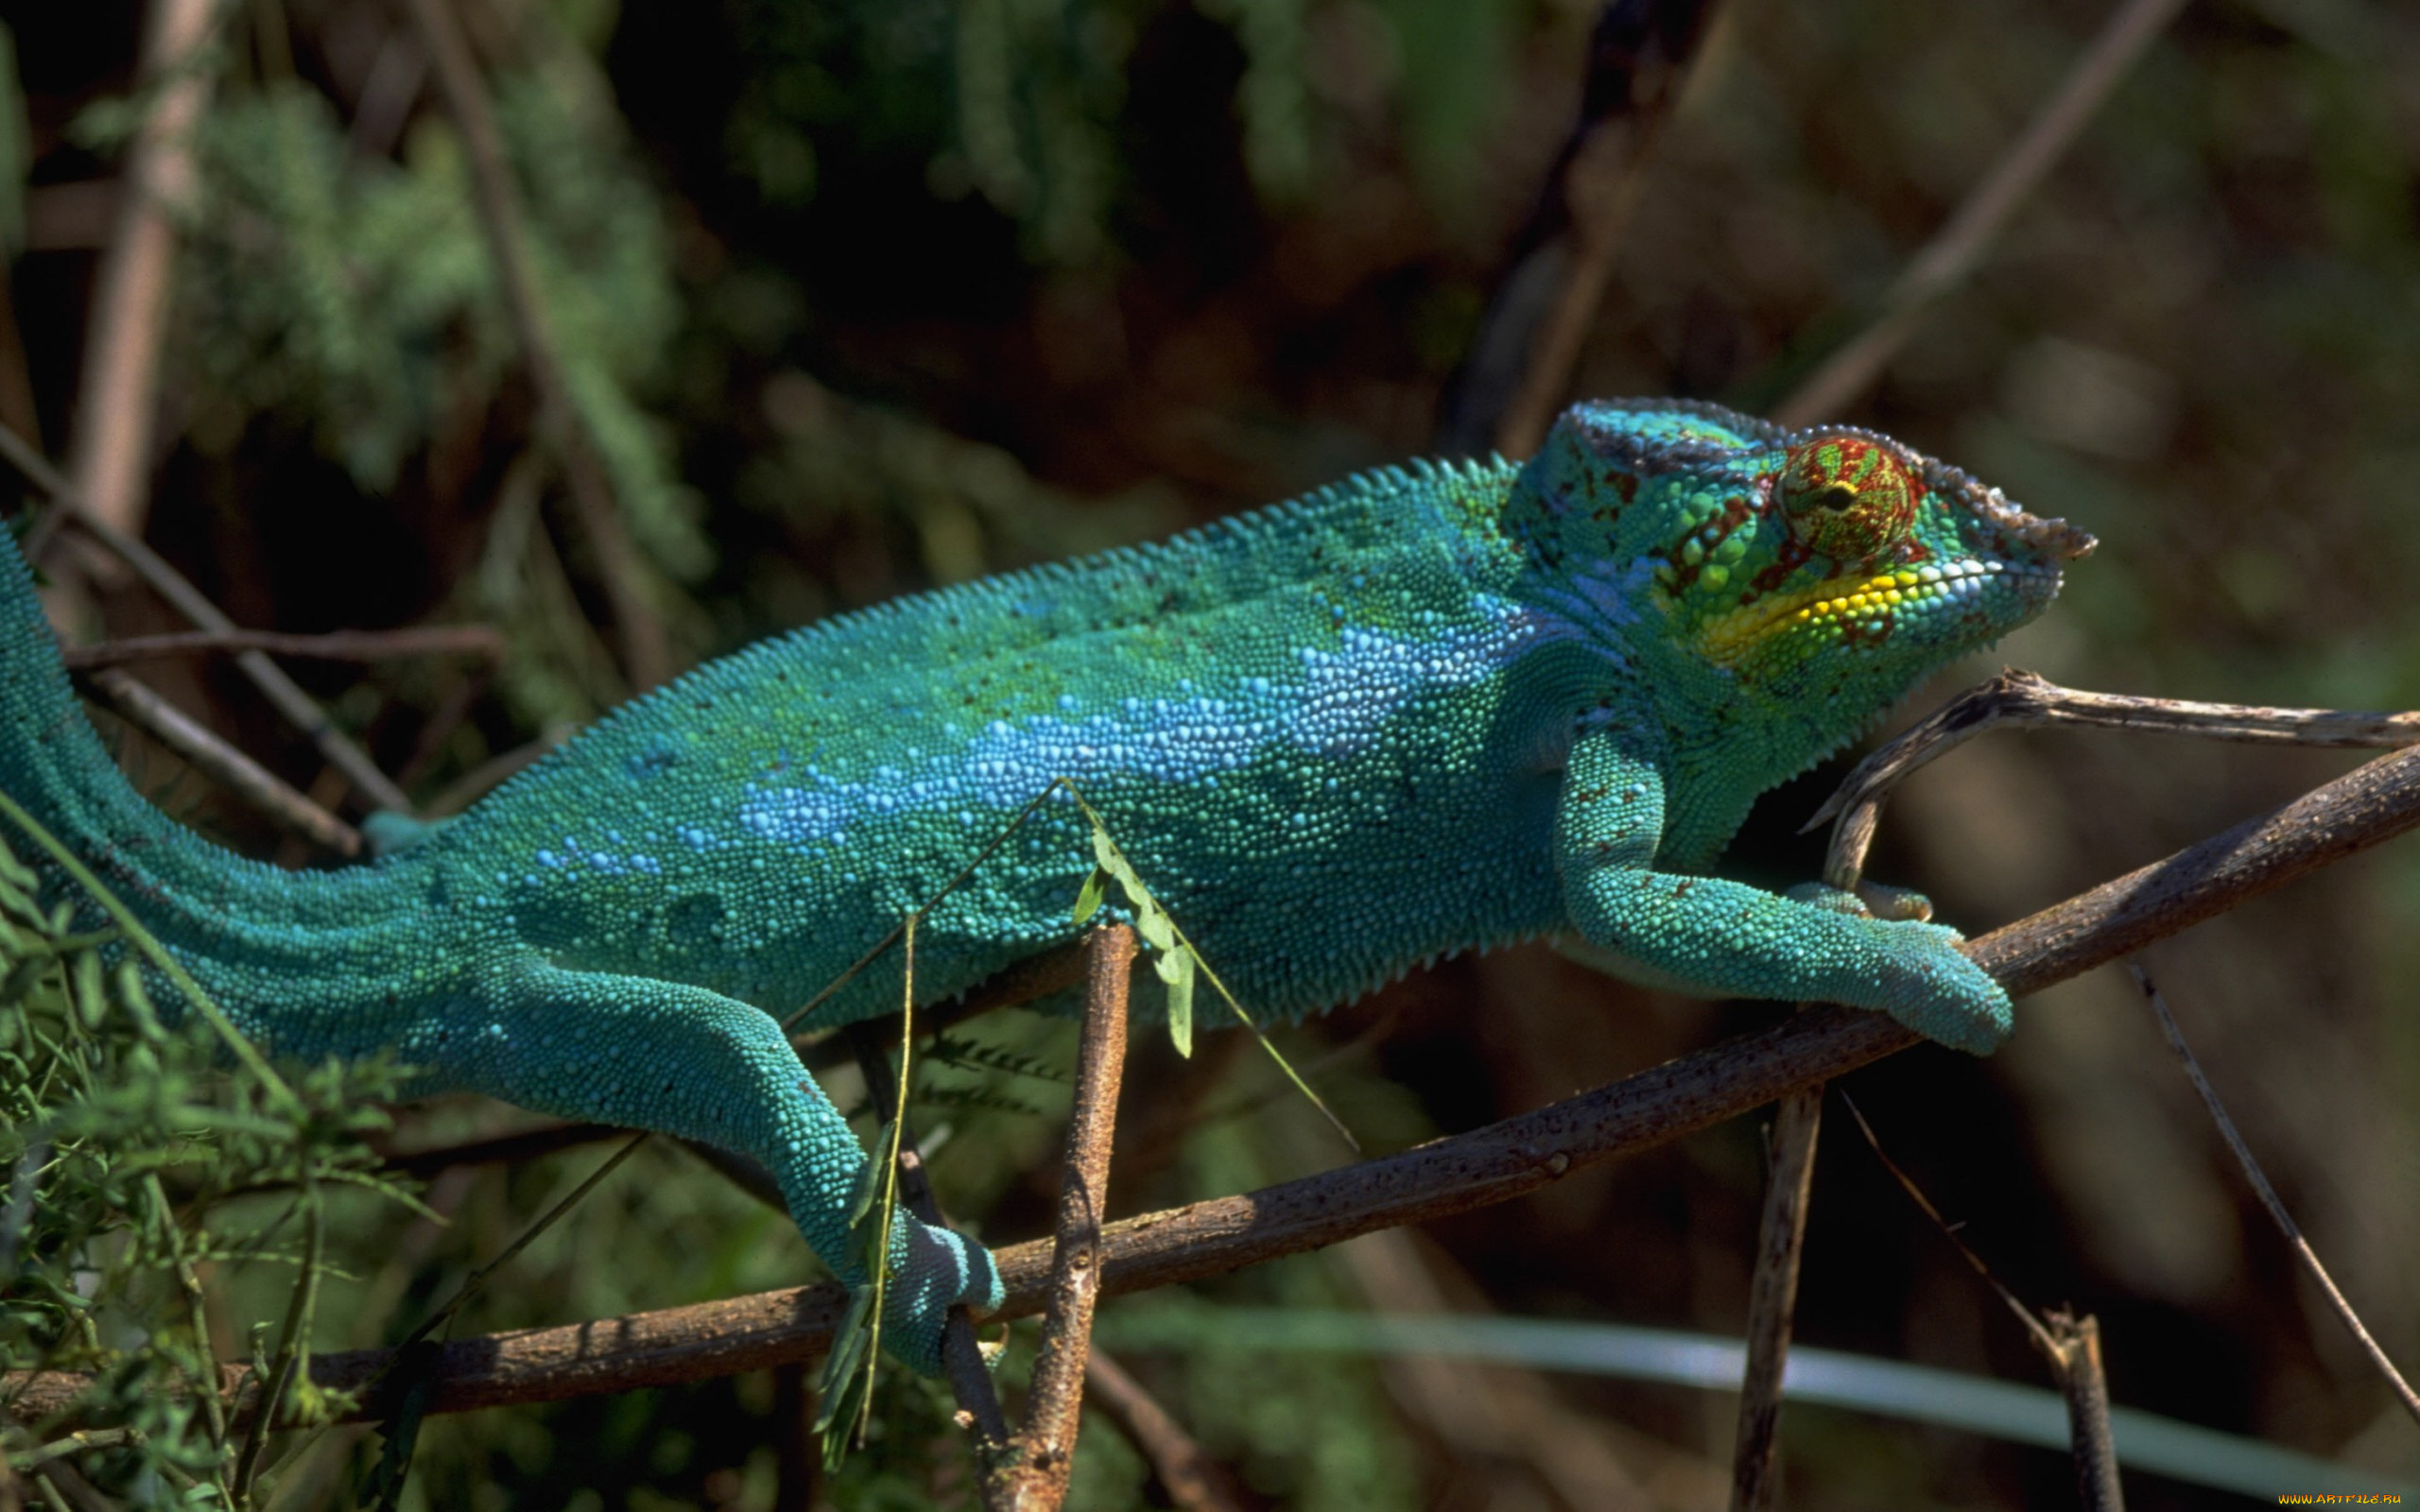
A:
[1776,433,1919,561]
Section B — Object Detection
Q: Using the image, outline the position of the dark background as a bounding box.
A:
[5,0,2417,1505]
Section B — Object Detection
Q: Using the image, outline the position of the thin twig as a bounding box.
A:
[399,0,671,690]
[62,625,504,671]
[842,1022,1011,1446]
[1436,0,1727,457]
[71,510,418,814]
[230,1180,322,1505]
[2130,966,2420,1425]
[1837,1094,2124,1503]
[1808,669,2420,879]
[1837,1094,2059,1356]
[142,1173,231,1495]
[991,926,1134,1510]
[1078,1350,1250,1512]
[63,0,220,543]
[1,429,415,814]
[1773,0,2192,426]
[2048,1312,2125,1512]
[20,733,2420,1426]
[83,667,364,856]
[1727,1085,1819,1512]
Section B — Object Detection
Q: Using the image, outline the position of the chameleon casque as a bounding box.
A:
[0,399,2091,1371]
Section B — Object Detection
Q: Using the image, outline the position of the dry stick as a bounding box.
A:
[2050,1313,2125,1512]
[1486,0,1728,459]
[1809,669,2420,867]
[840,1023,1011,1446]
[1729,666,1944,1504]
[73,513,416,815]
[1077,1350,1248,1512]
[1799,670,2420,1492]
[1836,1094,2124,1511]
[20,734,2420,1430]
[0,424,71,565]
[63,0,218,544]
[0,428,416,815]
[399,0,671,692]
[1772,0,2191,427]
[83,667,363,857]
[61,625,505,671]
[1726,1082,1820,1512]
[990,926,1134,1511]
[2130,967,2420,1425]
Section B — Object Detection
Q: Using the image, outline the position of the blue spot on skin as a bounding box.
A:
[736,607,1535,850]
[625,735,683,780]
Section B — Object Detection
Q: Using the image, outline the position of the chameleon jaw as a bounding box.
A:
[1692,555,2061,668]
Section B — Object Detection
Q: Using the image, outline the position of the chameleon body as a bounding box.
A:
[0,400,2090,1369]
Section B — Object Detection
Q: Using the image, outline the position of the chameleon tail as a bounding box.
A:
[0,524,226,885]
[0,522,425,1036]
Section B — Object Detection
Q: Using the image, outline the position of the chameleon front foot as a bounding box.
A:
[1857,917,2012,1056]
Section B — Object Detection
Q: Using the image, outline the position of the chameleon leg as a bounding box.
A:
[428,961,1003,1370]
[1554,730,2013,1054]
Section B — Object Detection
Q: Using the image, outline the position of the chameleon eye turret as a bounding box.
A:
[1777,431,1918,562]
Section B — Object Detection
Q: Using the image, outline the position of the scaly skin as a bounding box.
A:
[0,400,2092,1370]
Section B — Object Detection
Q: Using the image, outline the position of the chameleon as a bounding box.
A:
[0,399,2090,1372]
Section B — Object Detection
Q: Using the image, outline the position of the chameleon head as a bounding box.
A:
[1526,400,2094,730]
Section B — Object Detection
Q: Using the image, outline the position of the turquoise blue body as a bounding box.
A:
[0,401,2090,1369]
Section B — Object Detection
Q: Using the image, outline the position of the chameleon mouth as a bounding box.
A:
[1695,556,2061,666]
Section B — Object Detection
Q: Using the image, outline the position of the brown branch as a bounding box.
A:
[1808,669,2420,879]
[1727,1084,1820,1511]
[2044,1313,2125,1512]
[1837,1091,2125,1501]
[2131,968,2420,1425]
[16,734,2420,1431]
[64,0,220,545]
[399,0,671,691]
[989,926,1133,1510]
[83,667,363,857]
[1488,0,1727,459]
[2,422,416,818]
[63,511,416,815]
[1435,0,1727,457]
[1078,1350,1251,1512]
[1772,0,2192,427]
[61,625,505,671]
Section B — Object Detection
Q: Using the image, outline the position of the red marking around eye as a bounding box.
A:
[1749,539,1813,593]
[1778,435,1919,561]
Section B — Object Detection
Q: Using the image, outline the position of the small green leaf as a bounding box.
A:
[1132,902,1176,954]
[112,962,161,1042]
[70,951,107,1031]
[812,1281,876,1431]
[859,1197,891,1280]
[1072,867,1108,924]
[843,1153,885,1229]
[1161,949,1195,1058]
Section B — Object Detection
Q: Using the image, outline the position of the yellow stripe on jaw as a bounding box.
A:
[1692,568,1927,666]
